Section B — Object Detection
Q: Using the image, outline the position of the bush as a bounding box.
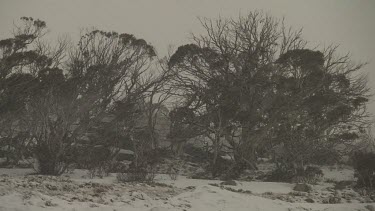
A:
[208,156,235,178]
[87,164,110,179]
[292,166,323,184]
[116,165,156,182]
[266,164,323,184]
[220,180,237,186]
[167,163,179,180]
[222,161,247,180]
[334,180,354,190]
[33,143,76,175]
[265,163,295,182]
[352,151,375,189]
[73,145,116,178]
[183,144,209,163]
[293,183,312,192]
[191,170,212,179]
[116,148,162,182]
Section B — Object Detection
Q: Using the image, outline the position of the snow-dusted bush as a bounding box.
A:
[266,165,323,184]
[292,166,323,184]
[116,148,164,182]
[116,166,156,182]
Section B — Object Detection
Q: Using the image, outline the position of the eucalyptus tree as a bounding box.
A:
[0,17,162,175]
[168,12,305,174]
[168,11,370,176]
[0,17,56,165]
[272,48,370,170]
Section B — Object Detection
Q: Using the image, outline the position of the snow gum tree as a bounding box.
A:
[0,17,159,175]
[168,11,370,177]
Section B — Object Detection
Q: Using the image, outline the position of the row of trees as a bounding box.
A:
[0,12,371,177]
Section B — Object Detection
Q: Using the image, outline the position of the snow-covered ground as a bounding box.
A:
[0,168,374,211]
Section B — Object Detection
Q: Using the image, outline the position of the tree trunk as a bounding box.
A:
[211,132,221,177]
[237,125,258,170]
[130,134,139,169]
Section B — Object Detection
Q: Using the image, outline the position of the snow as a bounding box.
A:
[156,174,294,194]
[0,167,374,211]
[321,165,355,182]
[0,168,35,176]
[168,185,293,211]
[118,149,135,155]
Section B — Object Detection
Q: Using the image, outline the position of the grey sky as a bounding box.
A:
[0,0,375,114]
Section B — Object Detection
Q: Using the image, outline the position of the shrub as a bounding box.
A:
[293,183,312,192]
[209,156,234,178]
[33,143,76,175]
[352,151,375,189]
[116,165,156,182]
[183,144,209,163]
[292,166,323,184]
[265,164,295,182]
[220,180,237,186]
[222,161,247,180]
[266,164,323,184]
[116,149,160,182]
[87,164,111,179]
[191,170,212,179]
[167,163,179,180]
[334,180,354,190]
[74,145,116,178]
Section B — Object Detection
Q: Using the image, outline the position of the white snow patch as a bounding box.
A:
[0,168,373,211]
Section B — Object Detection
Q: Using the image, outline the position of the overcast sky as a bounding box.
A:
[0,0,375,114]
